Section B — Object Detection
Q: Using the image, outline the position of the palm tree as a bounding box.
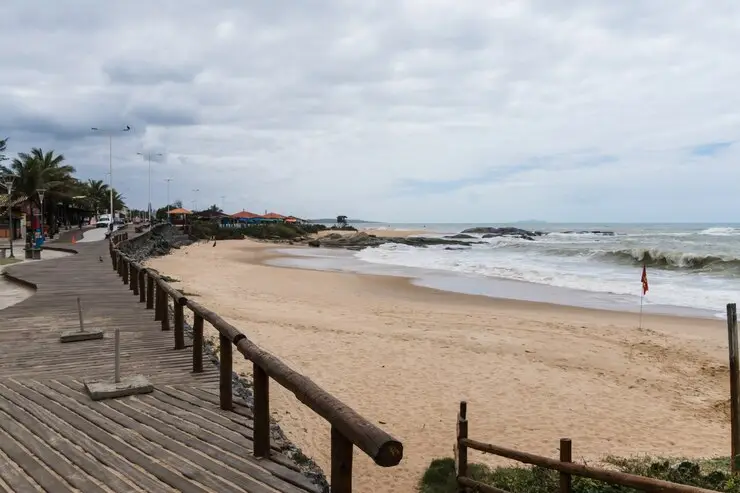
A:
[83,179,109,215]
[0,137,7,163]
[0,148,76,235]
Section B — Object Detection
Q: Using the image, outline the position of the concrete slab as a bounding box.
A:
[84,375,154,401]
[59,330,104,343]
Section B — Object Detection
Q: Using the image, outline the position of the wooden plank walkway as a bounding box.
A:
[0,232,322,493]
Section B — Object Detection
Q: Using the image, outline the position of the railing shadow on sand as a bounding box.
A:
[110,228,403,493]
[455,401,719,493]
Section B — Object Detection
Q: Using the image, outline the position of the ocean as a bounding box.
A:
[271,223,740,319]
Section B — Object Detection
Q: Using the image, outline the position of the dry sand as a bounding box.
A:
[148,239,731,493]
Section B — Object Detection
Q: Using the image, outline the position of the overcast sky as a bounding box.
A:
[1,1,738,223]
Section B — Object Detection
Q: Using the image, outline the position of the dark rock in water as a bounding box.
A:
[462,227,542,241]
[305,231,482,251]
[444,246,470,251]
[562,230,615,236]
[445,233,475,239]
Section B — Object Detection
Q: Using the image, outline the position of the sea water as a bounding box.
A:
[272,223,740,318]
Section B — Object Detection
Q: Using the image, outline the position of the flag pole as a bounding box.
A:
[639,293,644,329]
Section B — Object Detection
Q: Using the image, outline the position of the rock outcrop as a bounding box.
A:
[461,227,544,241]
[305,232,482,251]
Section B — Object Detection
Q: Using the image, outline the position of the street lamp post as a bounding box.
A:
[137,152,163,224]
[192,188,200,212]
[2,175,15,258]
[165,178,172,223]
[37,188,46,245]
[92,125,131,231]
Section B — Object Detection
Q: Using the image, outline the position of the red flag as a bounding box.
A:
[641,265,649,295]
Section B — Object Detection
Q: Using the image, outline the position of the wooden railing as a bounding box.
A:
[109,229,403,492]
[455,401,718,493]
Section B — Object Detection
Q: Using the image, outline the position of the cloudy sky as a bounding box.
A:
[1,1,738,223]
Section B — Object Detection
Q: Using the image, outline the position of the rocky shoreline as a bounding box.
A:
[119,226,331,492]
[298,226,616,251]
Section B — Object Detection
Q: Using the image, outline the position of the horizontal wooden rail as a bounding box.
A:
[111,228,403,492]
[455,401,717,493]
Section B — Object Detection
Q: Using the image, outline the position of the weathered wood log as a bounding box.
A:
[128,262,135,291]
[192,313,204,373]
[219,333,232,410]
[186,300,242,342]
[156,279,187,306]
[131,264,139,295]
[138,268,146,303]
[161,293,170,331]
[234,336,402,467]
[174,303,185,350]
[146,272,154,309]
[253,363,270,457]
[461,438,716,493]
[154,283,163,321]
[122,257,129,285]
[331,425,353,493]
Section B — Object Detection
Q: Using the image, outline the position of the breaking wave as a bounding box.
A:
[602,248,740,273]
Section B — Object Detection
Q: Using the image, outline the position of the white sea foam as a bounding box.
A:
[354,227,740,313]
[700,227,740,236]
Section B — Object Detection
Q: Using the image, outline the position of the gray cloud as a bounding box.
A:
[0,0,739,221]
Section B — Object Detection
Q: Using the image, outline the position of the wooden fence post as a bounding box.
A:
[253,364,270,457]
[174,303,184,349]
[122,259,129,285]
[146,274,154,309]
[161,294,170,331]
[130,264,136,293]
[111,250,117,270]
[560,438,572,493]
[192,313,204,373]
[117,256,123,277]
[154,284,163,321]
[138,270,146,302]
[728,303,740,473]
[331,426,353,493]
[219,334,232,410]
[457,400,468,492]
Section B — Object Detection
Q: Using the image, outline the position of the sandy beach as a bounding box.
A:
[147,237,731,493]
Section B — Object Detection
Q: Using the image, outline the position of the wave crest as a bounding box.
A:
[604,248,740,272]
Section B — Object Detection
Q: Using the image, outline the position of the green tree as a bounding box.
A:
[155,200,183,221]
[0,148,76,233]
[207,204,222,213]
[0,137,7,164]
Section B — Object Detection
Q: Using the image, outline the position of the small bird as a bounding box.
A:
[99,256,104,262]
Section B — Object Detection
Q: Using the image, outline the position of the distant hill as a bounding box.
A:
[308,218,377,224]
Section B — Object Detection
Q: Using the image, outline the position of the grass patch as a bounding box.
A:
[0,258,21,265]
[419,457,739,493]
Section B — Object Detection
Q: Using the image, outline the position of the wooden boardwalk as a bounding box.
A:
[0,232,323,493]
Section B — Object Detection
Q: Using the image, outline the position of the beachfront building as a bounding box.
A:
[166,207,192,227]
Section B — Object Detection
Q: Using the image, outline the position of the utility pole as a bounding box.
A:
[192,188,200,212]
[92,125,131,230]
[165,178,172,223]
[137,152,163,224]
